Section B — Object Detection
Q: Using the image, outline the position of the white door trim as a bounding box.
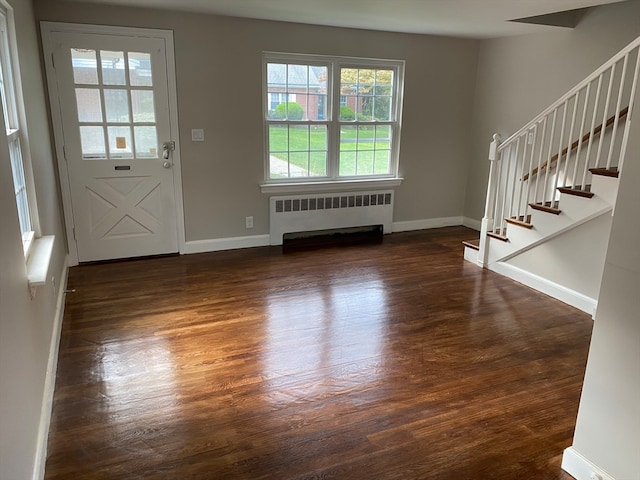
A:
[41,22,185,266]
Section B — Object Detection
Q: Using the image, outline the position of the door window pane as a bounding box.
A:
[131,90,155,122]
[80,126,106,159]
[107,126,132,158]
[71,48,98,85]
[75,88,103,122]
[134,126,158,158]
[101,50,126,85]
[104,89,130,123]
[129,52,153,86]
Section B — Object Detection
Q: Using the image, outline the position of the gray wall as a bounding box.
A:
[33,0,479,242]
[0,0,67,478]
[4,0,639,477]
[466,0,640,221]
[570,104,640,480]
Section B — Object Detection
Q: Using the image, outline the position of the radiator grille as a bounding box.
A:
[269,190,394,245]
[275,193,392,213]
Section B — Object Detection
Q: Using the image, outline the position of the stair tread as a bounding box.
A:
[505,215,533,229]
[557,185,595,198]
[529,201,561,215]
[487,229,509,242]
[462,239,480,251]
[589,167,619,178]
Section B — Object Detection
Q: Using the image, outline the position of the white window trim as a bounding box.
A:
[1,2,54,298]
[262,52,405,189]
[260,177,404,195]
[0,3,40,256]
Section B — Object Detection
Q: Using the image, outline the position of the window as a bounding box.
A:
[0,6,36,254]
[264,53,404,182]
[71,48,159,160]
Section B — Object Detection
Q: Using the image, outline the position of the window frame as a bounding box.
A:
[0,4,39,257]
[262,52,405,185]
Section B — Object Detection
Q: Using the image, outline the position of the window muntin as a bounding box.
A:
[71,48,159,160]
[264,54,403,182]
[0,8,33,245]
[338,67,394,176]
[268,124,328,178]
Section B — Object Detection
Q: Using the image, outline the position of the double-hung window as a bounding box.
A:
[264,53,404,183]
[0,6,36,254]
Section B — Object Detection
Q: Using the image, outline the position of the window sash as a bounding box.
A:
[1,7,34,246]
[264,53,403,183]
[9,132,30,236]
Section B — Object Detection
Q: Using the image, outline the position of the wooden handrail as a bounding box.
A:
[523,106,629,181]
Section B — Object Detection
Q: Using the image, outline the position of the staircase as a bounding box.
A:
[464,35,640,315]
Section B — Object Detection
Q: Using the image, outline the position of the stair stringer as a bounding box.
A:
[490,210,613,315]
[476,175,619,314]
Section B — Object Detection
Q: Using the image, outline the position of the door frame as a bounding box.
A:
[41,22,185,266]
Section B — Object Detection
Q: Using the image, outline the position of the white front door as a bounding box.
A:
[43,25,182,263]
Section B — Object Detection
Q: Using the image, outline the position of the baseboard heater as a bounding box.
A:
[269,190,394,245]
[283,224,383,251]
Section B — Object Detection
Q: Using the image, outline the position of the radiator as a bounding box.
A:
[269,190,394,245]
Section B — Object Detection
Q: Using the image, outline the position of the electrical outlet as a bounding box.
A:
[245,216,254,229]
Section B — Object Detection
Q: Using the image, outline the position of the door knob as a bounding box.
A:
[162,141,175,159]
[163,161,172,168]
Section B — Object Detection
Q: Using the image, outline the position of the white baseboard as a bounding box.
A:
[183,218,479,255]
[462,217,481,231]
[33,255,69,480]
[184,234,271,254]
[490,261,597,315]
[562,447,615,480]
[392,216,465,233]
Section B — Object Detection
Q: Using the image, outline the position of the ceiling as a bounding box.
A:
[66,0,628,38]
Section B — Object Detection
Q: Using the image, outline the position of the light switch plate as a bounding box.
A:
[191,129,205,142]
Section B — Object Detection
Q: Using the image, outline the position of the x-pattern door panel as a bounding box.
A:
[85,176,162,239]
[50,31,178,262]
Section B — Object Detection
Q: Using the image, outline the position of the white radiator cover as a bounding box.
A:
[269,190,394,245]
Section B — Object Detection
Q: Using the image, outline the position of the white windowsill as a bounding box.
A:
[260,177,404,195]
[26,235,55,296]
[23,230,35,257]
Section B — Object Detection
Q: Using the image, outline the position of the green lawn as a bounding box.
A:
[269,125,391,177]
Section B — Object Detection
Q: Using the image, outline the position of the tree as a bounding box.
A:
[339,106,355,121]
[275,101,304,120]
[340,68,393,121]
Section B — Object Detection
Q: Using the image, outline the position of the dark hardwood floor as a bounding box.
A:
[45,226,590,479]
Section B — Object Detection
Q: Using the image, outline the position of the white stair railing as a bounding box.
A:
[479,35,640,266]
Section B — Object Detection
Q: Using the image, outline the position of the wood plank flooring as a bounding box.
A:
[45,226,591,479]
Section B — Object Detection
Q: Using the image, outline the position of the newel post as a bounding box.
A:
[478,133,501,268]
